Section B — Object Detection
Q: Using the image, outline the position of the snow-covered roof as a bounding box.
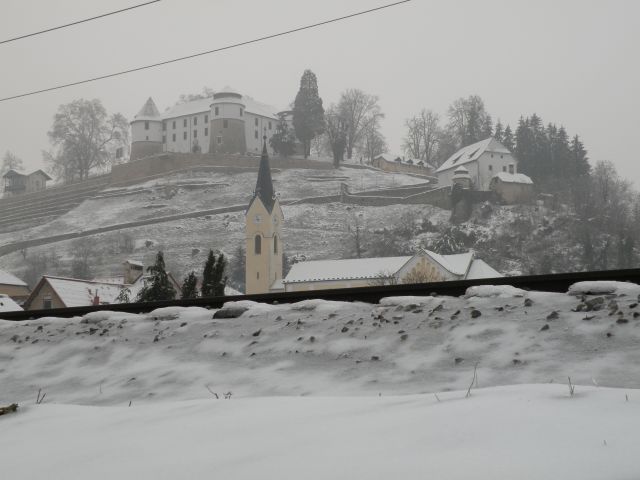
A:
[424,251,474,276]
[0,269,27,287]
[0,294,23,312]
[284,256,412,283]
[124,259,144,267]
[133,97,162,122]
[436,138,512,173]
[2,169,25,178]
[44,276,126,307]
[27,169,52,180]
[466,259,503,279]
[492,172,533,185]
[160,93,279,120]
[375,154,434,169]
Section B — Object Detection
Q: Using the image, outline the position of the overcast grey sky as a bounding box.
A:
[0,0,638,181]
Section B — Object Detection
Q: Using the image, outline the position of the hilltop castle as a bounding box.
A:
[130,87,286,160]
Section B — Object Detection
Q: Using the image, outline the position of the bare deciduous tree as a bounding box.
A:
[402,109,442,165]
[1,151,24,176]
[338,89,382,160]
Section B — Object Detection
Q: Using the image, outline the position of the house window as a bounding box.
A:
[172,133,176,142]
[144,121,149,130]
[488,165,493,172]
[162,122,166,131]
[223,119,228,128]
[173,121,176,129]
[183,132,187,140]
[43,295,52,309]
[255,235,262,254]
[255,118,258,127]
[217,136,222,145]
[194,117,198,126]
[183,119,187,127]
[205,115,208,123]
[274,235,278,254]
[204,127,209,136]
[508,164,515,174]
[503,166,507,172]
[215,107,219,116]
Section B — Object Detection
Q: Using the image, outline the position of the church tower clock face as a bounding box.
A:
[254,214,262,224]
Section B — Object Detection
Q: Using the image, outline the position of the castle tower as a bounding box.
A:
[210,86,247,154]
[245,137,283,294]
[130,97,163,160]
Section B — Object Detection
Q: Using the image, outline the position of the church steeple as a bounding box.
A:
[252,136,275,212]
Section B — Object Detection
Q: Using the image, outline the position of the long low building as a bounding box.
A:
[0,269,30,304]
[279,249,501,292]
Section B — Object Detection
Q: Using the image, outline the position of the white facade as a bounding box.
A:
[436,138,517,191]
[131,88,279,157]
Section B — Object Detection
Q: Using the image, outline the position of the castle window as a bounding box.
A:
[145,136,149,141]
[193,130,198,138]
[217,136,222,145]
[254,235,262,254]
[215,107,219,116]
[269,121,272,130]
[172,133,176,142]
[255,118,258,127]
[183,132,187,140]
[274,235,278,254]
[173,121,176,129]
[503,166,507,172]
[255,130,258,139]
[183,119,187,127]
[145,121,149,130]
[162,135,166,144]
[205,115,209,123]
[240,108,243,116]
[205,127,209,136]
[223,119,228,128]
[194,116,198,126]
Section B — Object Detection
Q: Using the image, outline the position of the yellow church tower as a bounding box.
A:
[245,137,284,294]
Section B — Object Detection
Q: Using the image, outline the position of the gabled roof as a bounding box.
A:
[436,138,512,173]
[492,172,533,185]
[160,92,279,120]
[0,294,23,312]
[34,276,126,307]
[2,169,25,178]
[133,97,162,121]
[27,169,52,180]
[0,269,27,287]
[248,139,276,213]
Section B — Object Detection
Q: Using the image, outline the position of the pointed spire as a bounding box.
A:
[253,136,275,212]
[134,97,161,120]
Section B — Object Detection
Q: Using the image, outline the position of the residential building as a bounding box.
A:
[0,269,30,304]
[489,172,535,204]
[2,169,51,198]
[436,138,517,191]
[373,154,436,176]
[281,250,501,292]
[0,294,22,312]
[130,87,281,160]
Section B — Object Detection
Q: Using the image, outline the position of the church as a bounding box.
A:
[244,140,502,295]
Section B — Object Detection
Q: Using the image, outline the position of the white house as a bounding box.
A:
[436,138,517,191]
[130,87,281,160]
[280,249,501,292]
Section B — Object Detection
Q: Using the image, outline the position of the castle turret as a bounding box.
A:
[210,86,247,154]
[245,137,283,294]
[131,97,163,160]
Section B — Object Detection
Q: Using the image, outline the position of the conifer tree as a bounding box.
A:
[292,70,325,158]
[201,250,228,297]
[502,125,515,151]
[481,115,493,139]
[136,251,176,302]
[270,115,297,157]
[493,120,504,143]
[181,271,198,299]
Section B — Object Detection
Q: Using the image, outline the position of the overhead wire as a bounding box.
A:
[0,0,412,103]
[0,1,162,45]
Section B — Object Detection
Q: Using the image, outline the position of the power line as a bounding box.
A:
[0,1,162,46]
[0,0,411,103]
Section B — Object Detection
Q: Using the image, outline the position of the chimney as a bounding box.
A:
[92,294,100,306]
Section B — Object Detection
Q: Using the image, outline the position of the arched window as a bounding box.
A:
[273,235,278,254]
[254,235,262,254]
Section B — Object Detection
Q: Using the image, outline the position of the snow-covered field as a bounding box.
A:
[2,282,640,478]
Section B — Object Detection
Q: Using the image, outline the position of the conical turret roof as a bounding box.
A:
[133,97,161,121]
[250,137,276,213]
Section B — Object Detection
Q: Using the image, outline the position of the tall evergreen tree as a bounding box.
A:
[502,124,515,151]
[570,134,590,176]
[181,271,198,299]
[481,114,493,139]
[136,251,176,302]
[201,250,228,297]
[292,70,325,158]
[270,115,297,157]
[493,120,504,143]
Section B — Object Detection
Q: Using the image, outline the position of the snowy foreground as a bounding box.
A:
[2,282,640,479]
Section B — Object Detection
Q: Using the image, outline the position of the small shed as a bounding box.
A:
[489,172,534,204]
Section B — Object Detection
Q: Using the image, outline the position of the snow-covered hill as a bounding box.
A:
[2,282,640,479]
